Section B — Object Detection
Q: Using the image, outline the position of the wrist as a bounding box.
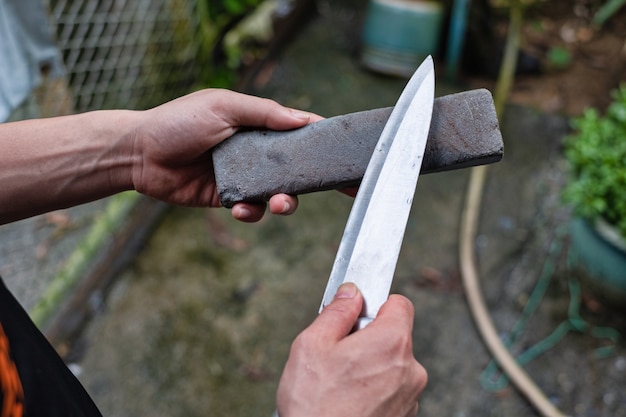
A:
[0,109,143,223]
[92,109,142,193]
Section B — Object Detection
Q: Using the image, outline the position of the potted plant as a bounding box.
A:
[360,0,445,77]
[564,84,626,305]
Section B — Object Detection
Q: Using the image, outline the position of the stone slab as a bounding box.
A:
[213,89,503,207]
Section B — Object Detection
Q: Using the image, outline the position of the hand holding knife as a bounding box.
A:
[320,56,435,329]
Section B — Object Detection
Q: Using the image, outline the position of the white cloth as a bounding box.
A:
[0,0,64,122]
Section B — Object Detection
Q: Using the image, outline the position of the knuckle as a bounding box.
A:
[290,330,318,355]
[387,326,414,355]
[394,295,415,316]
[411,360,428,393]
[290,332,309,352]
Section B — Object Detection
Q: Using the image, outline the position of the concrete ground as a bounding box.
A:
[2,1,624,417]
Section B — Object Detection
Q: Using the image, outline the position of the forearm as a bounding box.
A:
[0,110,138,224]
[0,89,316,225]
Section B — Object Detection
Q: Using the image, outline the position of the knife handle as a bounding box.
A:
[212,89,503,208]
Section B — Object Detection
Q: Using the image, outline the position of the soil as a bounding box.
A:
[464,1,626,117]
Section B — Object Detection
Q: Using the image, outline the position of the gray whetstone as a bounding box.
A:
[213,89,503,208]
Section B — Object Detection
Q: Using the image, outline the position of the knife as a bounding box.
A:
[213,88,503,208]
[320,56,435,329]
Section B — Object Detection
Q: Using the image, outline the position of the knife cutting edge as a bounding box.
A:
[320,56,436,330]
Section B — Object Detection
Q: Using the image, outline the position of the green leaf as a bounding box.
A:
[563,83,626,237]
[547,46,571,70]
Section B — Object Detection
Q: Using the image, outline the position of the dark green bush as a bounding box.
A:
[563,84,626,237]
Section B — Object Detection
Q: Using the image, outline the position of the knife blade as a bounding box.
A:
[320,56,435,329]
[213,88,503,208]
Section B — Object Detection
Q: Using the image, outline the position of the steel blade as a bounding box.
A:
[320,56,435,329]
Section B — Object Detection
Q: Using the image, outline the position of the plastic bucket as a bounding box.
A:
[361,0,444,77]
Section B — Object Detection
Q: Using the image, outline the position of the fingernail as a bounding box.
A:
[280,201,291,214]
[234,206,251,220]
[335,282,358,299]
[290,110,310,121]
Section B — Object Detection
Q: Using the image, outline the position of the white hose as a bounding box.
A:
[459,165,569,417]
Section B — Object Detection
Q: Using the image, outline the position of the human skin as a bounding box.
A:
[0,89,317,224]
[0,88,427,415]
[277,282,427,417]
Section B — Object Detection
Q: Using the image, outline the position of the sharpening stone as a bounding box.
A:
[213,88,503,208]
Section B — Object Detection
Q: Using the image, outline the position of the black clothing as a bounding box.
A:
[0,277,102,417]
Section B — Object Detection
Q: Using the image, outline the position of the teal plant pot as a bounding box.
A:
[569,217,626,307]
[361,0,444,77]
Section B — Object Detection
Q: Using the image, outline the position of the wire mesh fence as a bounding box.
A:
[41,0,201,116]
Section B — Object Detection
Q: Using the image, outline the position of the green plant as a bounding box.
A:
[593,0,626,27]
[563,84,626,237]
[195,0,263,88]
[546,46,571,70]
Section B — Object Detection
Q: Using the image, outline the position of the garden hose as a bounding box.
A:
[459,165,569,417]
[457,1,568,415]
[479,227,620,391]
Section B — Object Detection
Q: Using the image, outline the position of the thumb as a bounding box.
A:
[307,283,364,342]
[218,91,314,131]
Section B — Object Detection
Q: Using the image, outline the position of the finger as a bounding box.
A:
[368,294,415,334]
[406,402,419,417]
[268,194,299,215]
[339,187,358,198]
[218,91,313,131]
[306,282,363,342]
[231,202,267,223]
[304,111,324,123]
